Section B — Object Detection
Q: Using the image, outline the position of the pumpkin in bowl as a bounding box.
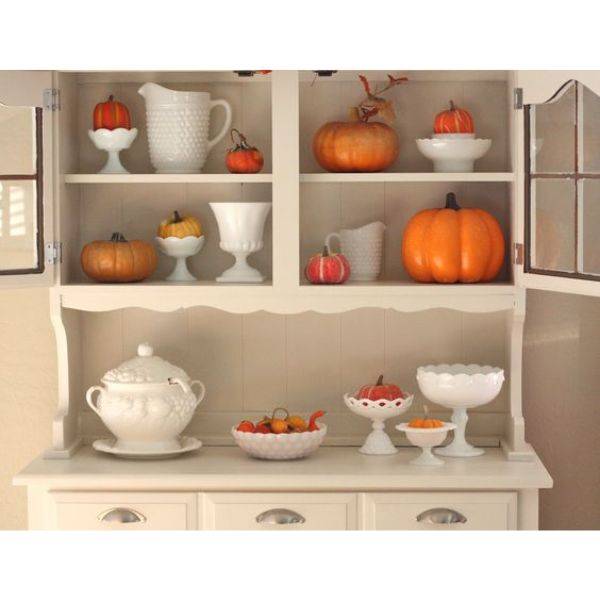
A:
[81,233,157,283]
[401,192,505,284]
[93,95,132,131]
[357,375,404,401]
[433,100,474,134]
[312,74,407,173]
[157,211,202,239]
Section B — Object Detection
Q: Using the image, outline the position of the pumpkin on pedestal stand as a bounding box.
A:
[312,74,407,173]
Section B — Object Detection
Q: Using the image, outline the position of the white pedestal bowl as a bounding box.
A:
[155,236,204,282]
[416,134,491,172]
[416,364,504,458]
[88,128,138,174]
[210,202,271,283]
[396,422,457,466]
[344,393,413,455]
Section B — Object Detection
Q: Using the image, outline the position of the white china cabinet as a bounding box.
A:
[7,69,599,530]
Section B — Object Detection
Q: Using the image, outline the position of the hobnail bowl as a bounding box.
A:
[416,134,491,172]
[231,425,327,460]
[416,364,504,457]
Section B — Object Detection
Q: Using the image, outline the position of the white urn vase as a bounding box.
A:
[138,83,232,173]
[210,202,271,283]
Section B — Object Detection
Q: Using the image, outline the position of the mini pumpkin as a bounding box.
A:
[434,100,474,134]
[93,95,131,131]
[225,129,264,174]
[305,245,350,284]
[401,192,505,284]
[81,232,157,283]
[357,375,403,401]
[157,211,202,239]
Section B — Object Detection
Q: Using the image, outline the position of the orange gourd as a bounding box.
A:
[313,121,399,173]
[401,193,505,284]
[93,95,131,131]
[408,417,445,428]
[434,100,474,134]
[81,233,157,283]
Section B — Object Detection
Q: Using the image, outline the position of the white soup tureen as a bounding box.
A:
[86,342,205,453]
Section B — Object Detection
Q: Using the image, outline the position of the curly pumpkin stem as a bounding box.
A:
[230,128,250,149]
[376,374,384,386]
[445,192,461,211]
[110,232,127,242]
[322,245,330,257]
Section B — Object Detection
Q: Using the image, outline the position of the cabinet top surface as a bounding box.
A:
[14,446,552,491]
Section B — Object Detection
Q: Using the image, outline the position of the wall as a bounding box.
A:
[0,287,598,529]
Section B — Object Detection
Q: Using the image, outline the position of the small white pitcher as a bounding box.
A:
[325,221,385,281]
[139,82,232,173]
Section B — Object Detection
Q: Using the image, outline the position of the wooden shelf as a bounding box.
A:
[64,173,273,184]
[300,172,515,183]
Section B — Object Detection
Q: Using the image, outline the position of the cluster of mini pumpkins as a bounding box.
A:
[235,408,325,435]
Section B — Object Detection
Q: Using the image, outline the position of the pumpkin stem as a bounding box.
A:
[108,95,114,102]
[445,192,461,211]
[449,100,455,111]
[230,128,249,149]
[173,210,183,223]
[376,374,384,386]
[322,245,330,257]
[110,232,127,242]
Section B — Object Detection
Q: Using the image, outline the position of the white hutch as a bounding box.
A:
[6,69,597,530]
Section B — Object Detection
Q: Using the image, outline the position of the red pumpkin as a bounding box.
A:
[313,121,399,173]
[93,95,132,131]
[226,129,264,174]
[305,245,350,284]
[434,101,474,134]
[357,375,403,401]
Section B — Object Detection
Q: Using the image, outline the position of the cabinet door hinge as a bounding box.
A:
[514,242,524,265]
[514,87,523,110]
[43,88,61,111]
[45,241,62,265]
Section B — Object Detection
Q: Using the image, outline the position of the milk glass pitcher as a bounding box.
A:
[139,82,232,173]
[325,221,385,281]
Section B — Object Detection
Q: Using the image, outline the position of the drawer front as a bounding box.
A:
[363,492,517,530]
[50,492,198,530]
[202,493,357,530]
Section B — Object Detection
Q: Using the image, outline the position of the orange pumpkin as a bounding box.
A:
[434,100,474,134]
[93,95,131,131]
[81,233,157,283]
[313,121,399,172]
[157,211,202,239]
[225,129,264,174]
[401,193,505,284]
[408,417,445,428]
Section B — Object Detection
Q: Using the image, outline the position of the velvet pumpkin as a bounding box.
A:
[305,245,350,284]
[81,233,157,283]
[401,193,505,284]
[93,95,131,131]
[157,211,202,239]
[433,100,474,134]
[357,375,403,401]
[312,121,399,172]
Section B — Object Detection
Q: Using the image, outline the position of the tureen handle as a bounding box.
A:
[86,385,105,417]
[189,380,206,407]
[168,377,191,395]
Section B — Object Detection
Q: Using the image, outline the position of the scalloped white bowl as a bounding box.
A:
[231,425,327,460]
[417,364,504,409]
[416,136,491,172]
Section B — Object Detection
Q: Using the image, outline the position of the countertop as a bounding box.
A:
[14,446,553,491]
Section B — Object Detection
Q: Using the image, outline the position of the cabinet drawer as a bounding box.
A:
[50,492,198,530]
[202,493,357,530]
[363,492,517,530]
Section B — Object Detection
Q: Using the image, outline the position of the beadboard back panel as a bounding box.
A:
[75,307,509,445]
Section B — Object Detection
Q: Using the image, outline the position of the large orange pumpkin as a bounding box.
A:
[401,193,505,284]
[81,233,157,283]
[313,121,399,172]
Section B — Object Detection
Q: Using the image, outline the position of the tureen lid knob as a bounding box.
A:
[137,342,154,357]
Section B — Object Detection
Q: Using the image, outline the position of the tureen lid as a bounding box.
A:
[101,343,189,384]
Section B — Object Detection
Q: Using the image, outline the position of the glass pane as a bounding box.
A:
[0,180,38,270]
[530,82,575,174]
[0,104,36,175]
[581,85,600,173]
[531,178,575,272]
[581,179,600,275]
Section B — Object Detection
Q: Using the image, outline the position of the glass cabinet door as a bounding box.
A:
[525,79,600,285]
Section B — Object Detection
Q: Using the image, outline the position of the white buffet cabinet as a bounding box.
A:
[7,69,600,530]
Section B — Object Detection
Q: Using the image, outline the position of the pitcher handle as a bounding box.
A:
[86,386,104,417]
[207,99,232,152]
[190,380,206,408]
[325,232,341,254]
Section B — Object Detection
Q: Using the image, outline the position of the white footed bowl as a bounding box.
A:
[231,425,327,460]
[417,364,504,409]
[416,135,491,172]
[155,235,204,282]
[396,422,456,466]
[88,128,138,174]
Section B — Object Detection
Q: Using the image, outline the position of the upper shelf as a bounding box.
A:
[64,173,273,184]
[300,173,515,183]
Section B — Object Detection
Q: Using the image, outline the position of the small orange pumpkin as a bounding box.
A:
[93,95,131,131]
[401,193,505,284]
[225,129,264,174]
[157,211,202,239]
[81,233,157,283]
[434,100,474,134]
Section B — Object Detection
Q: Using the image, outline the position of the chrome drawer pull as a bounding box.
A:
[416,508,467,525]
[97,507,147,524]
[256,508,306,525]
